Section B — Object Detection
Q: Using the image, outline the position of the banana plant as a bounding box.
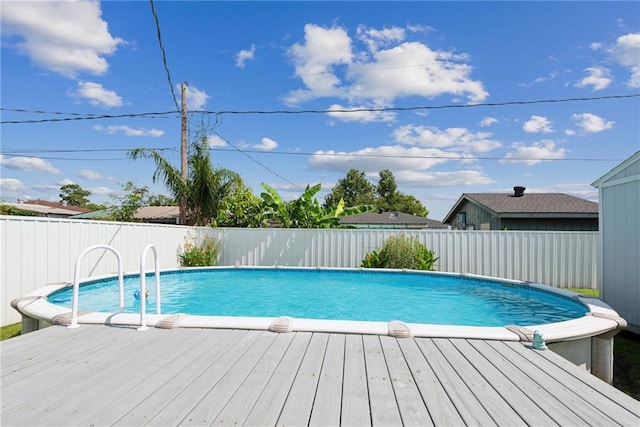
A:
[260,183,374,228]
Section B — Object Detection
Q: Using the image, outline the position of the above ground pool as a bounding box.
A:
[48,267,588,328]
[12,266,626,345]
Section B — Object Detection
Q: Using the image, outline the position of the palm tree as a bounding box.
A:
[129,133,243,226]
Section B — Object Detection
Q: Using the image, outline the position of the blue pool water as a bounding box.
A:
[49,268,589,327]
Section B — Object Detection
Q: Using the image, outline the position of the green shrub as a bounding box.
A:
[361,234,438,271]
[360,250,383,268]
[178,235,220,267]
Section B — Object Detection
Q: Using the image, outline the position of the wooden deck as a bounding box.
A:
[2,325,639,426]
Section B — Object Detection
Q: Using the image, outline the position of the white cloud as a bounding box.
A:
[500,140,567,165]
[327,104,395,123]
[207,134,228,148]
[308,145,464,174]
[518,72,559,87]
[184,85,210,110]
[235,44,256,68]
[286,24,352,104]
[523,115,554,134]
[1,178,26,192]
[394,170,495,187]
[609,33,640,88]
[0,155,61,174]
[479,116,498,127]
[1,0,123,78]
[356,25,406,52]
[346,42,488,103]
[285,24,488,111]
[78,169,103,180]
[74,81,123,108]
[253,137,278,151]
[575,67,612,91]
[572,113,614,133]
[93,125,164,137]
[88,186,115,196]
[393,125,501,153]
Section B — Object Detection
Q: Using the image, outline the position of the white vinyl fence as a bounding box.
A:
[1,216,598,326]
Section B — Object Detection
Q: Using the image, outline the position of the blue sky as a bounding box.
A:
[1,1,639,220]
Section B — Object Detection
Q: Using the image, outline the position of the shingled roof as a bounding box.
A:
[339,211,446,228]
[442,190,598,225]
[463,193,598,214]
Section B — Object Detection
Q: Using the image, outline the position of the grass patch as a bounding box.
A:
[614,332,640,401]
[568,288,600,298]
[1,323,21,341]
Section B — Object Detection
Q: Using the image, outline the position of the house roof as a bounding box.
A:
[25,200,91,213]
[134,206,180,221]
[443,192,598,224]
[71,206,180,222]
[2,202,89,217]
[592,150,640,188]
[339,211,446,228]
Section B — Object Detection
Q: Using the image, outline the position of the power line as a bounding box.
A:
[3,93,638,125]
[0,111,178,124]
[210,131,302,189]
[149,0,180,111]
[197,93,640,115]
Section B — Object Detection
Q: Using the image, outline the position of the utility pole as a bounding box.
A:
[179,81,188,225]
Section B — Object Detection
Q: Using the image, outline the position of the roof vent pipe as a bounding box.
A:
[513,186,526,197]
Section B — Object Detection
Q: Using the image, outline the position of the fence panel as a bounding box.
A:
[2,217,598,326]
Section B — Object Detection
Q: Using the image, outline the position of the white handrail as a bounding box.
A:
[138,244,161,331]
[69,245,123,329]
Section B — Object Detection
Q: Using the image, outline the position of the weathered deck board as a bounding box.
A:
[362,335,403,426]
[450,339,559,426]
[275,332,328,426]
[413,338,497,426]
[308,333,345,426]
[241,332,313,426]
[341,334,371,426]
[397,337,464,426]
[379,335,433,426]
[2,325,639,427]
[499,340,640,425]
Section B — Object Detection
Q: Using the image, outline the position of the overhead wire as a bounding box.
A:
[149,0,180,111]
[3,93,638,125]
[209,131,303,189]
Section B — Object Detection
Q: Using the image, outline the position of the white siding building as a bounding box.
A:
[592,151,640,334]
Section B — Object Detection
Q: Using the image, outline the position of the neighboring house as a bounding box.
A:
[1,200,90,218]
[71,206,180,224]
[134,206,180,224]
[592,151,640,334]
[339,211,447,229]
[443,187,598,231]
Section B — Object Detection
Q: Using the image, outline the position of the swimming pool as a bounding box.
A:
[13,265,626,342]
[47,268,588,328]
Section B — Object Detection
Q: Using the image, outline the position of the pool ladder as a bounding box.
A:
[68,244,161,331]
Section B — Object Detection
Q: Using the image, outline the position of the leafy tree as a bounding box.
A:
[392,193,428,217]
[323,169,376,208]
[0,204,39,216]
[129,132,245,226]
[376,169,398,211]
[60,184,91,207]
[325,169,429,216]
[147,194,176,206]
[261,183,374,228]
[109,182,149,222]
[215,183,263,227]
